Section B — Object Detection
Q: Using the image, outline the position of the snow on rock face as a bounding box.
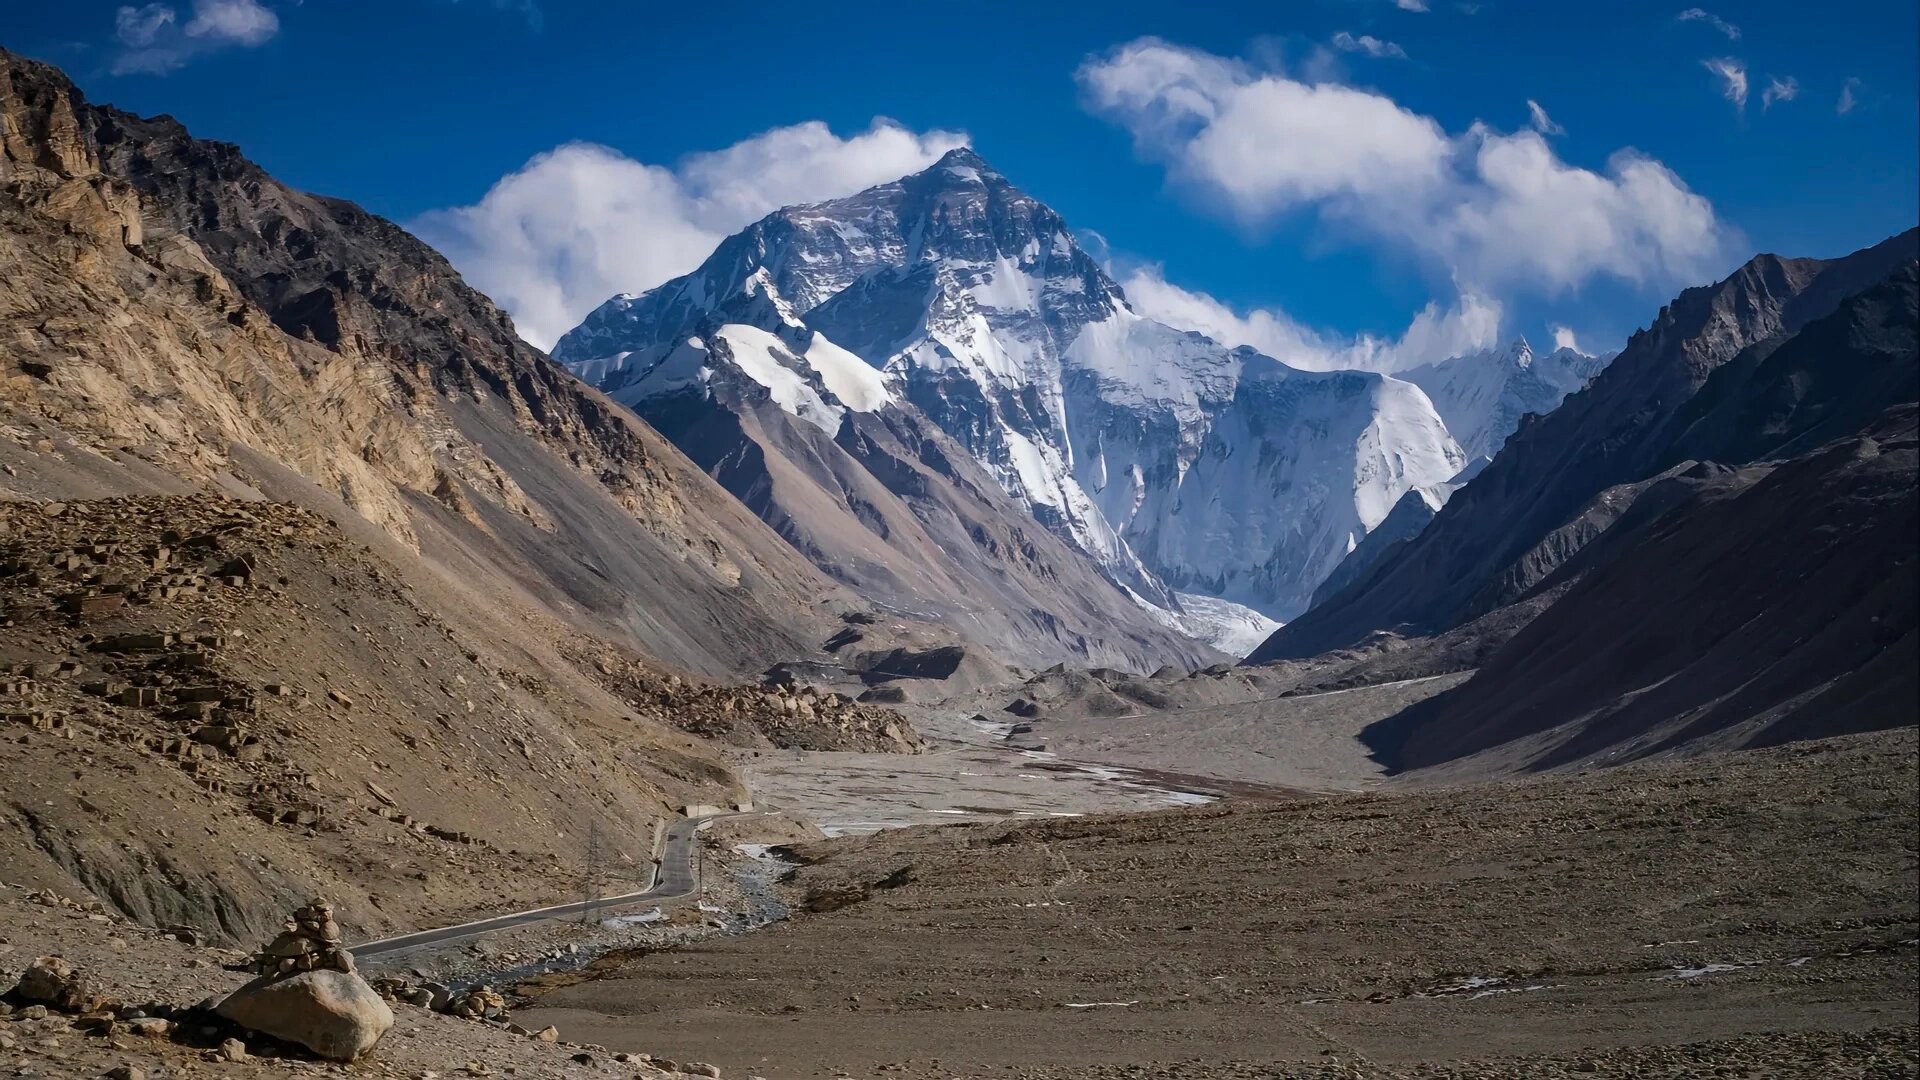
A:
[576,265,898,437]
[1077,355,1466,619]
[1400,339,1613,466]
[1161,592,1284,658]
[556,146,1470,624]
[593,322,894,438]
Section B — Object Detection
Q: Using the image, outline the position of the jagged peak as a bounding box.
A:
[933,145,993,170]
[916,145,1012,189]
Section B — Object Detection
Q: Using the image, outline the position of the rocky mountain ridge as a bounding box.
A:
[1257,228,1920,663]
[1255,235,1919,772]
[0,47,940,678]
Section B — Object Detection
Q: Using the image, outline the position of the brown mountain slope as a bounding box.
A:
[0,496,735,947]
[1371,407,1917,776]
[1347,262,1919,774]
[0,47,897,676]
[0,50,930,943]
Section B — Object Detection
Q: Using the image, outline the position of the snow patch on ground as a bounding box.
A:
[598,907,664,929]
[1658,962,1762,980]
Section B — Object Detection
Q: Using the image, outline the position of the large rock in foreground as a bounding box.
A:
[216,969,394,1061]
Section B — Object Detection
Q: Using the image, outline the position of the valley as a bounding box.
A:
[513,730,1919,1080]
[2,22,1917,1080]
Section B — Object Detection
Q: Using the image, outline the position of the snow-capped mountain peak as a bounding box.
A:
[1398,337,1615,465]
[557,150,1484,632]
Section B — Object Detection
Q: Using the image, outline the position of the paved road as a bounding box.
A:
[353,813,736,958]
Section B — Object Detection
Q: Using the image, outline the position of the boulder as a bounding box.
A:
[11,955,112,1013]
[215,969,393,1061]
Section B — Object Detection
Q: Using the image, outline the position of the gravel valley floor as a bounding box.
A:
[517,729,1920,1079]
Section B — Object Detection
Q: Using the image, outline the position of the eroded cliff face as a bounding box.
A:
[0,49,888,676]
[3,50,659,548]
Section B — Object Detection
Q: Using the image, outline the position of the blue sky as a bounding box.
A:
[12,0,1918,361]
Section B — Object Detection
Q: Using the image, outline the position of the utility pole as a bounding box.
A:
[647,818,665,891]
[580,819,603,925]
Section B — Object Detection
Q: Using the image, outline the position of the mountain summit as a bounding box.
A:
[557,150,1468,631]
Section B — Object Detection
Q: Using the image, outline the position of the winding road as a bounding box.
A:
[353,812,742,958]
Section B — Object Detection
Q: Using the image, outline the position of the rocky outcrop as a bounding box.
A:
[580,649,922,753]
[9,956,112,1014]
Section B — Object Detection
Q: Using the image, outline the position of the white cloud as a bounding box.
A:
[1331,32,1407,60]
[1550,325,1581,352]
[1078,39,1730,301]
[111,0,276,73]
[1395,0,1430,10]
[114,4,176,48]
[1838,77,1861,115]
[184,0,276,44]
[1702,56,1748,110]
[413,121,968,350]
[1676,8,1740,40]
[1526,99,1564,135]
[1760,75,1799,110]
[1118,264,1501,373]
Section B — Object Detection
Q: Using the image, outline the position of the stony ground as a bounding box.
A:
[0,881,745,1080]
[0,495,920,952]
[514,729,1919,1079]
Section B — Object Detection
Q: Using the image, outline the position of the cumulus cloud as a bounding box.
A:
[1526,99,1564,135]
[1702,56,1748,110]
[1838,77,1861,115]
[1394,0,1430,10]
[1331,32,1407,60]
[1677,7,1740,40]
[1761,75,1799,110]
[1550,325,1581,352]
[1118,264,1501,373]
[413,121,968,349]
[1077,38,1730,301]
[111,0,277,74]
